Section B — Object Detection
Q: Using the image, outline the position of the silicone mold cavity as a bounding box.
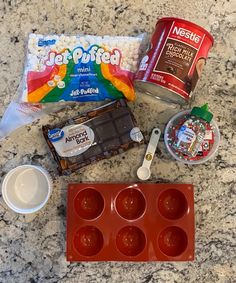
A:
[73,226,104,256]
[158,226,188,257]
[115,188,146,220]
[74,188,104,220]
[116,226,146,256]
[158,189,188,220]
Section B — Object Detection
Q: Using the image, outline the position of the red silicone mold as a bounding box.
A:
[67,183,195,261]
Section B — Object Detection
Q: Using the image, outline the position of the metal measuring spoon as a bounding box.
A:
[137,128,161,180]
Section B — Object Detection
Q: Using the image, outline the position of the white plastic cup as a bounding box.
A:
[1,165,52,214]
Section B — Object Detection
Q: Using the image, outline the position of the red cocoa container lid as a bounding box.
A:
[156,17,214,45]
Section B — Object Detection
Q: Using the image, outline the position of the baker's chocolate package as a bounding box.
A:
[42,99,144,174]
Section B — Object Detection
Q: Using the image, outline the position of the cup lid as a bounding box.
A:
[190,104,213,123]
[2,165,52,214]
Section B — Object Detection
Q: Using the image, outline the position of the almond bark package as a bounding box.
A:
[42,99,144,174]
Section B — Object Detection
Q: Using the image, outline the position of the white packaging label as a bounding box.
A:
[48,124,95,157]
[177,126,196,143]
[204,130,213,140]
[130,127,144,142]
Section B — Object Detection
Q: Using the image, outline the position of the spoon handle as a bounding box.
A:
[142,128,161,169]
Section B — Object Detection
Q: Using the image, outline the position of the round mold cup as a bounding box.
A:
[74,188,104,220]
[1,165,52,214]
[73,226,104,257]
[158,226,188,257]
[116,226,146,257]
[115,188,146,220]
[164,110,220,164]
[158,189,188,220]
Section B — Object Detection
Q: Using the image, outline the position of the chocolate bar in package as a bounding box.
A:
[42,100,144,174]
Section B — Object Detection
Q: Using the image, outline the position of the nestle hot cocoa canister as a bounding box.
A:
[135,17,214,104]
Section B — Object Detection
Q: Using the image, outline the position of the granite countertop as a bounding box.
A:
[0,0,235,282]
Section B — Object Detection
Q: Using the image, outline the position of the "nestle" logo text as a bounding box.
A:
[172,27,201,44]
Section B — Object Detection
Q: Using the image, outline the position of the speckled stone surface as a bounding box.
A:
[0,0,235,282]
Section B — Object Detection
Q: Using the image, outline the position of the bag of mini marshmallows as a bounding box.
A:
[0,33,146,140]
[19,33,145,103]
